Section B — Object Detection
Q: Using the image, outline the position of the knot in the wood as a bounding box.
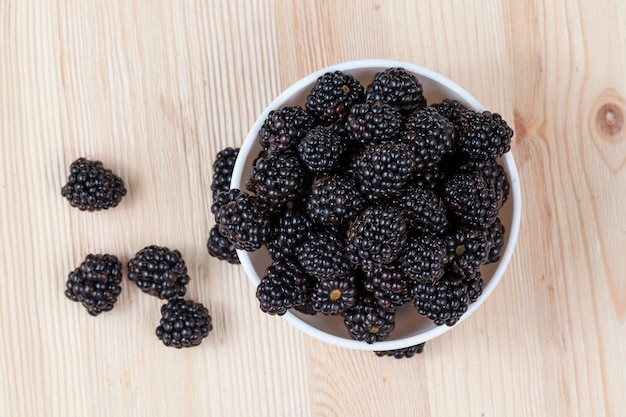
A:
[596,102,624,139]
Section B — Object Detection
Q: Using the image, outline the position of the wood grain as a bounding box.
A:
[1,1,625,416]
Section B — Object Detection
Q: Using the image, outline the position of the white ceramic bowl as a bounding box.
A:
[231,59,521,351]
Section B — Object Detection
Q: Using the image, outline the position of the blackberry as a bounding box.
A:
[256,258,310,316]
[375,343,426,359]
[306,175,365,227]
[210,147,239,201]
[258,106,314,155]
[305,71,365,125]
[207,225,239,264]
[365,67,426,115]
[445,226,490,278]
[155,298,212,348]
[65,254,123,316]
[311,275,358,315]
[430,99,470,122]
[296,230,351,280]
[352,141,416,201]
[342,295,396,343]
[128,245,190,300]
[346,101,403,146]
[345,205,407,268]
[364,263,413,312]
[485,217,505,264]
[463,270,484,303]
[399,233,448,283]
[61,158,126,211]
[211,188,241,216]
[413,273,469,326]
[215,190,271,251]
[297,126,346,174]
[246,151,307,211]
[456,110,514,160]
[457,157,510,204]
[267,209,313,260]
[397,184,449,236]
[442,171,502,228]
[401,107,455,171]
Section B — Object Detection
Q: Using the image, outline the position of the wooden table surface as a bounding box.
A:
[2,1,626,416]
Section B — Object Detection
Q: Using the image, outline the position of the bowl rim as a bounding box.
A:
[231,59,522,351]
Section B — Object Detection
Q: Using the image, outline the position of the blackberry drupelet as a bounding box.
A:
[210,147,240,201]
[65,254,123,316]
[457,157,510,204]
[442,171,502,228]
[342,295,396,344]
[297,126,346,175]
[128,245,190,300]
[215,190,271,251]
[345,205,408,269]
[246,151,307,211]
[306,175,365,227]
[352,141,416,201]
[413,273,469,326]
[258,106,314,155]
[456,110,514,160]
[375,343,426,359]
[401,107,455,171]
[399,233,448,284]
[61,158,126,211]
[485,217,505,264]
[463,270,484,303]
[445,226,491,278]
[256,257,310,316]
[311,275,358,315]
[267,208,313,260]
[207,225,239,264]
[295,230,351,280]
[397,184,450,236]
[346,101,403,146]
[155,298,212,348]
[365,67,426,115]
[430,99,471,122]
[306,71,365,125]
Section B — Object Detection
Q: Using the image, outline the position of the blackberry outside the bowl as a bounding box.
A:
[65,254,123,316]
[61,158,126,211]
[155,298,212,348]
[127,245,190,300]
[375,343,426,359]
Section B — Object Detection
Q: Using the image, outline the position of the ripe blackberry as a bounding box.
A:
[128,245,190,300]
[61,158,126,211]
[365,67,426,115]
[456,110,514,160]
[346,101,403,146]
[363,263,413,312]
[65,254,123,316]
[267,209,313,260]
[445,226,490,278]
[296,230,351,280]
[210,147,240,201]
[156,298,212,348]
[207,225,239,264]
[463,270,484,303]
[311,275,358,315]
[375,343,426,359]
[306,71,365,125]
[258,106,313,155]
[215,190,271,251]
[397,184,449,236]
[352,141,416,201]
[485,217,505,264]
[297,126,346,175]
[399,233,448,283]
[413,273,469,326]
[401,107,455,171]
[306,175,365,227]
[246,151,307,211]
[345,205,408,269]
[256,258,310,316]
[457,157,510,204]
[442,171,502,228]
[430,99,470,122]
[211,188,241,216]
[342,295,396,344]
